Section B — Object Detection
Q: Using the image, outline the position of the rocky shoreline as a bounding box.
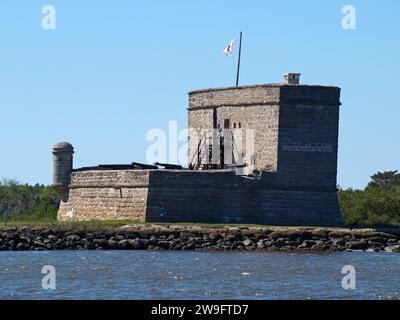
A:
[1,225,400,252]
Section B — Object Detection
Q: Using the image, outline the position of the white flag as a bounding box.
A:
[223,38,236,56]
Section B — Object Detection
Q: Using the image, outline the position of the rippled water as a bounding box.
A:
[0,251,399,300]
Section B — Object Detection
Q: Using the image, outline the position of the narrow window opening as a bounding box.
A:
[224,119,230,129]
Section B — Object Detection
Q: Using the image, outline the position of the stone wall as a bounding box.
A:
[188,84,341,189]
[277,103,340,189]
[145,170,342,226]
[188,85,281,172]
[58,169,343,227]
[187,108,214,166]
[215,105,279,172]
[58,170,150,222]
[188,85,281,109]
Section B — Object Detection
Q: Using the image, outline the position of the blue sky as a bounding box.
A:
[0,0,399,188]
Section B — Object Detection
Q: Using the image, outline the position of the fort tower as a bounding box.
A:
[53,74,343,227]
[52,142,74,194]
[188,73,341,191]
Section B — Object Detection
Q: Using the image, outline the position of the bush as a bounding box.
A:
[339,170,400,228]
[0,179,60,220]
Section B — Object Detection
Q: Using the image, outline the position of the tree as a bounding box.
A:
[0,179,60,218]
[339,170,400,227]
[370,170,400,187]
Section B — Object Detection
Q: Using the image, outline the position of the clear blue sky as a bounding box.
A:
[0,0,399,188]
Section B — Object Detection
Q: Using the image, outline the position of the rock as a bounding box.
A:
[170,240,183,250]
[242,239,253,247]
[368,237,388,244]
[32,240,47,249]
[389,245,400,253]
[303,240,316,248]
[276,238,289,246]
[285,240,300,247]
[256,240,265,249]
[346,240,369,250]
[209,233,223,242]
[118,239,130,249]
[16,242,30,251]
[47,235,58,242]
[67,235,80,242]
[368,241,384,248]
[127,239,145,250]
[263,241,275,248]
[182,243,195,250]
[157,241,171,250]
[332,239,346,246]
[168,234,176,240]
[93,239,107,246]
[1,225,400,252]
[107,240,118,248]
[19,236,32,244]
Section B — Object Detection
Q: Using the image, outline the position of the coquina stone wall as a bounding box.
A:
[187,84,340,182]
[58,169,343,227]
[58,170,150,221]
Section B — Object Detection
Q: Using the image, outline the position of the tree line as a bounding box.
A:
[0,179,60,220]
[339,170,400,227]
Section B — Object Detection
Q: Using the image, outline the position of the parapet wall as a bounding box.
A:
[188,85,281,109]
[58,170,151,222]
[58,169,343,227]
[188,84,340,109]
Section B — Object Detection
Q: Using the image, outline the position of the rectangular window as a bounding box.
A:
[224,119,230,129]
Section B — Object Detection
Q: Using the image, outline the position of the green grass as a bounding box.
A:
[0,213,142,230]
[0,213,270,230]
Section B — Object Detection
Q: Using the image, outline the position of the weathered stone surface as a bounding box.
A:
[2,225,399,252]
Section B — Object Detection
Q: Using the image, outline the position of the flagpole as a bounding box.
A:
[236,31,242,87]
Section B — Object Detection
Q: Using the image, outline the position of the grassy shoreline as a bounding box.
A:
[0,214,271,231]
[2,214,400,236]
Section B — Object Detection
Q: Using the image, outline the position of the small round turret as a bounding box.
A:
[52,142,74,193]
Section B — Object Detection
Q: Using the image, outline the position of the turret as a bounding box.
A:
[52,142,74,194]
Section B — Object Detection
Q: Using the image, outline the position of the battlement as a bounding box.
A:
[188,83,340,110]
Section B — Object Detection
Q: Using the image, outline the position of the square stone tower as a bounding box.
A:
[188,74,341,191]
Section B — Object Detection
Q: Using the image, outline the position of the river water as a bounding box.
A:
[0,251,399,300]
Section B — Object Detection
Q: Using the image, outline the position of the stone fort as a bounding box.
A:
[53,73,343,227]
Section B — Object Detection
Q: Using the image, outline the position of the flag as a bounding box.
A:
[223,38,236,56]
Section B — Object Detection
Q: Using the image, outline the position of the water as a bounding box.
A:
[0,251,399,300]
